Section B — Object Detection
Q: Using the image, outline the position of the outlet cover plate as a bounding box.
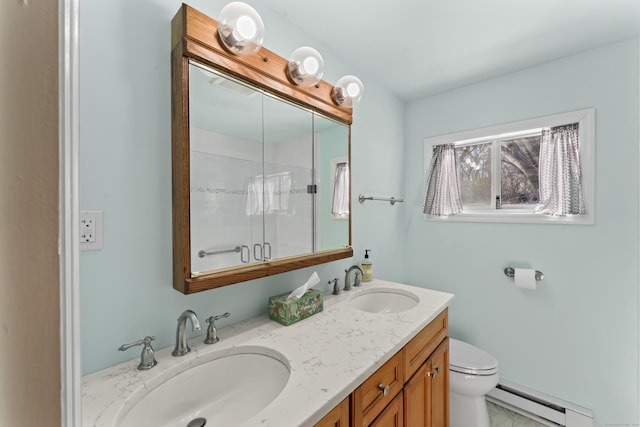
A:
[80,210,103,250]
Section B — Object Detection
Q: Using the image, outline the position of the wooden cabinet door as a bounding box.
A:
[404,360,427,427]
[429,338,449,426]
[370,392,404,427]
[315,397,350,427]
[404,338,449,427]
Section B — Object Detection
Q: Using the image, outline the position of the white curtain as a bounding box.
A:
[332,162,349,216]
[535,123,585,216]
[423,144,462,216]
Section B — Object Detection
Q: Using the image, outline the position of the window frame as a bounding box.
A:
[455,131,542,212]
[423,108,595,224]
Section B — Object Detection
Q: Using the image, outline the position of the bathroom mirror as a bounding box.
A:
[172,4,353,293]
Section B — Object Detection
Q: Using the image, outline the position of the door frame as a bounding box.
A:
[59,0,81,425]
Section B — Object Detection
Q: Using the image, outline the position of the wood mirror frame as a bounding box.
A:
[171,4,353,294]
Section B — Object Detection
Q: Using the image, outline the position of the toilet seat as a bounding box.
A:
[450,338,498,376]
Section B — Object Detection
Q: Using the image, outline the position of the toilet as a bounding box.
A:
[449,338,499,427]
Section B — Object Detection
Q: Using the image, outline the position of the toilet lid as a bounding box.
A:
[449,338,498,376]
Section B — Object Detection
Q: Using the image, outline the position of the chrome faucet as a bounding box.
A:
[172,309,201,357]
[344,265,364,291]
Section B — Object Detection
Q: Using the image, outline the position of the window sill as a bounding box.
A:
[423,211,593,225]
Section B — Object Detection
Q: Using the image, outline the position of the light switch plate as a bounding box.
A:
[80,210,103,250]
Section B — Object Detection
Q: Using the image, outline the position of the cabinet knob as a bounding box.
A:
[428,365,441,380]
[378,383,391,397]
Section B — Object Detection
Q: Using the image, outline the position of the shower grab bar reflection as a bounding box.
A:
[359,194,404,206]
[198,246,242,258]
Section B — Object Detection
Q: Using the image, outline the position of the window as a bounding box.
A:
[423,109,594,224]
[455,130,541,210]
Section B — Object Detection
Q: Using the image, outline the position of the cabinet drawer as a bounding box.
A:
[352,351,405,426]
[404,309,448,380]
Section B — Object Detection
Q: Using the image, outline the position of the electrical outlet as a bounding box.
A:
[80,216,95,243]
[80,210,103,250]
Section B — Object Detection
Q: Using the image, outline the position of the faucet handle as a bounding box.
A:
[210,312,231,322]
[354,271,362,287]
[118,336,158,370]
[329,278,340,295]
[204,312,231,344]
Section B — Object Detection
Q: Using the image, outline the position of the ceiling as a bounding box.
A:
[261,0,640,101]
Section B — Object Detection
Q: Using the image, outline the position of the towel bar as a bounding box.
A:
[358,194,404,206]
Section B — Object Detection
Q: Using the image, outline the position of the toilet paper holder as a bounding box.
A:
[504,267,544,281]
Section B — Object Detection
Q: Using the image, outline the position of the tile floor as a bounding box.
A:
[487,401,549,427]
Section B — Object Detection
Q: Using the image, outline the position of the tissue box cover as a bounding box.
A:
[269,289,323,326]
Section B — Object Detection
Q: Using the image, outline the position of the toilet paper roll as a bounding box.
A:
[514,268,537,290]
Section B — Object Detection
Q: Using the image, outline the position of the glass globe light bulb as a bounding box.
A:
[218,2,265,56]
[346,82,361,98]
[331,75,364,107]
[303,56,320,75]
[235,15,257,39]
[287,46,325,87]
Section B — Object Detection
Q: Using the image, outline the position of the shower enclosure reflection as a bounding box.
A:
[184,63,351,287]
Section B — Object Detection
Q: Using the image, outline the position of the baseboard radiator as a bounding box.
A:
[486,379,594,427]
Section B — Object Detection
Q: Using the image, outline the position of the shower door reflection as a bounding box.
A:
[262,94,314,261]
[189,64,265,275]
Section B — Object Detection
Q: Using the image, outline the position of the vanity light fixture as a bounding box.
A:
[287,46,325,87]
[217,2,265,56]
[331,75,364,107]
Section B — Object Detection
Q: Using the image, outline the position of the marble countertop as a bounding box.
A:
[82,279,454,427]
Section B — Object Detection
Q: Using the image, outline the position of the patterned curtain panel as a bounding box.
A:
[423,144,462,216]
[535,123,585,216]
[332,162,350,216]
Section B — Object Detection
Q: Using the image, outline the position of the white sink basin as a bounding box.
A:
[350,288,419,313]
[116,346,290,427]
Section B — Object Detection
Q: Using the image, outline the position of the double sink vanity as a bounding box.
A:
[82,279,453,426]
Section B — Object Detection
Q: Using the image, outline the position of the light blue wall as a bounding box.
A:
[80,1,638,424]
[403,39,639,425]
[79,0,405,375]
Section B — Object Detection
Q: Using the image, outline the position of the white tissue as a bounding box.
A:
[287,272,320,300]
[514,268,537,290]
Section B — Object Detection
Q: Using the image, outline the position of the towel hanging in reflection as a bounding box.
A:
[332,162,349,216]
[246,172,292,216]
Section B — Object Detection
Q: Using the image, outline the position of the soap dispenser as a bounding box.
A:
[361,250,373,282]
